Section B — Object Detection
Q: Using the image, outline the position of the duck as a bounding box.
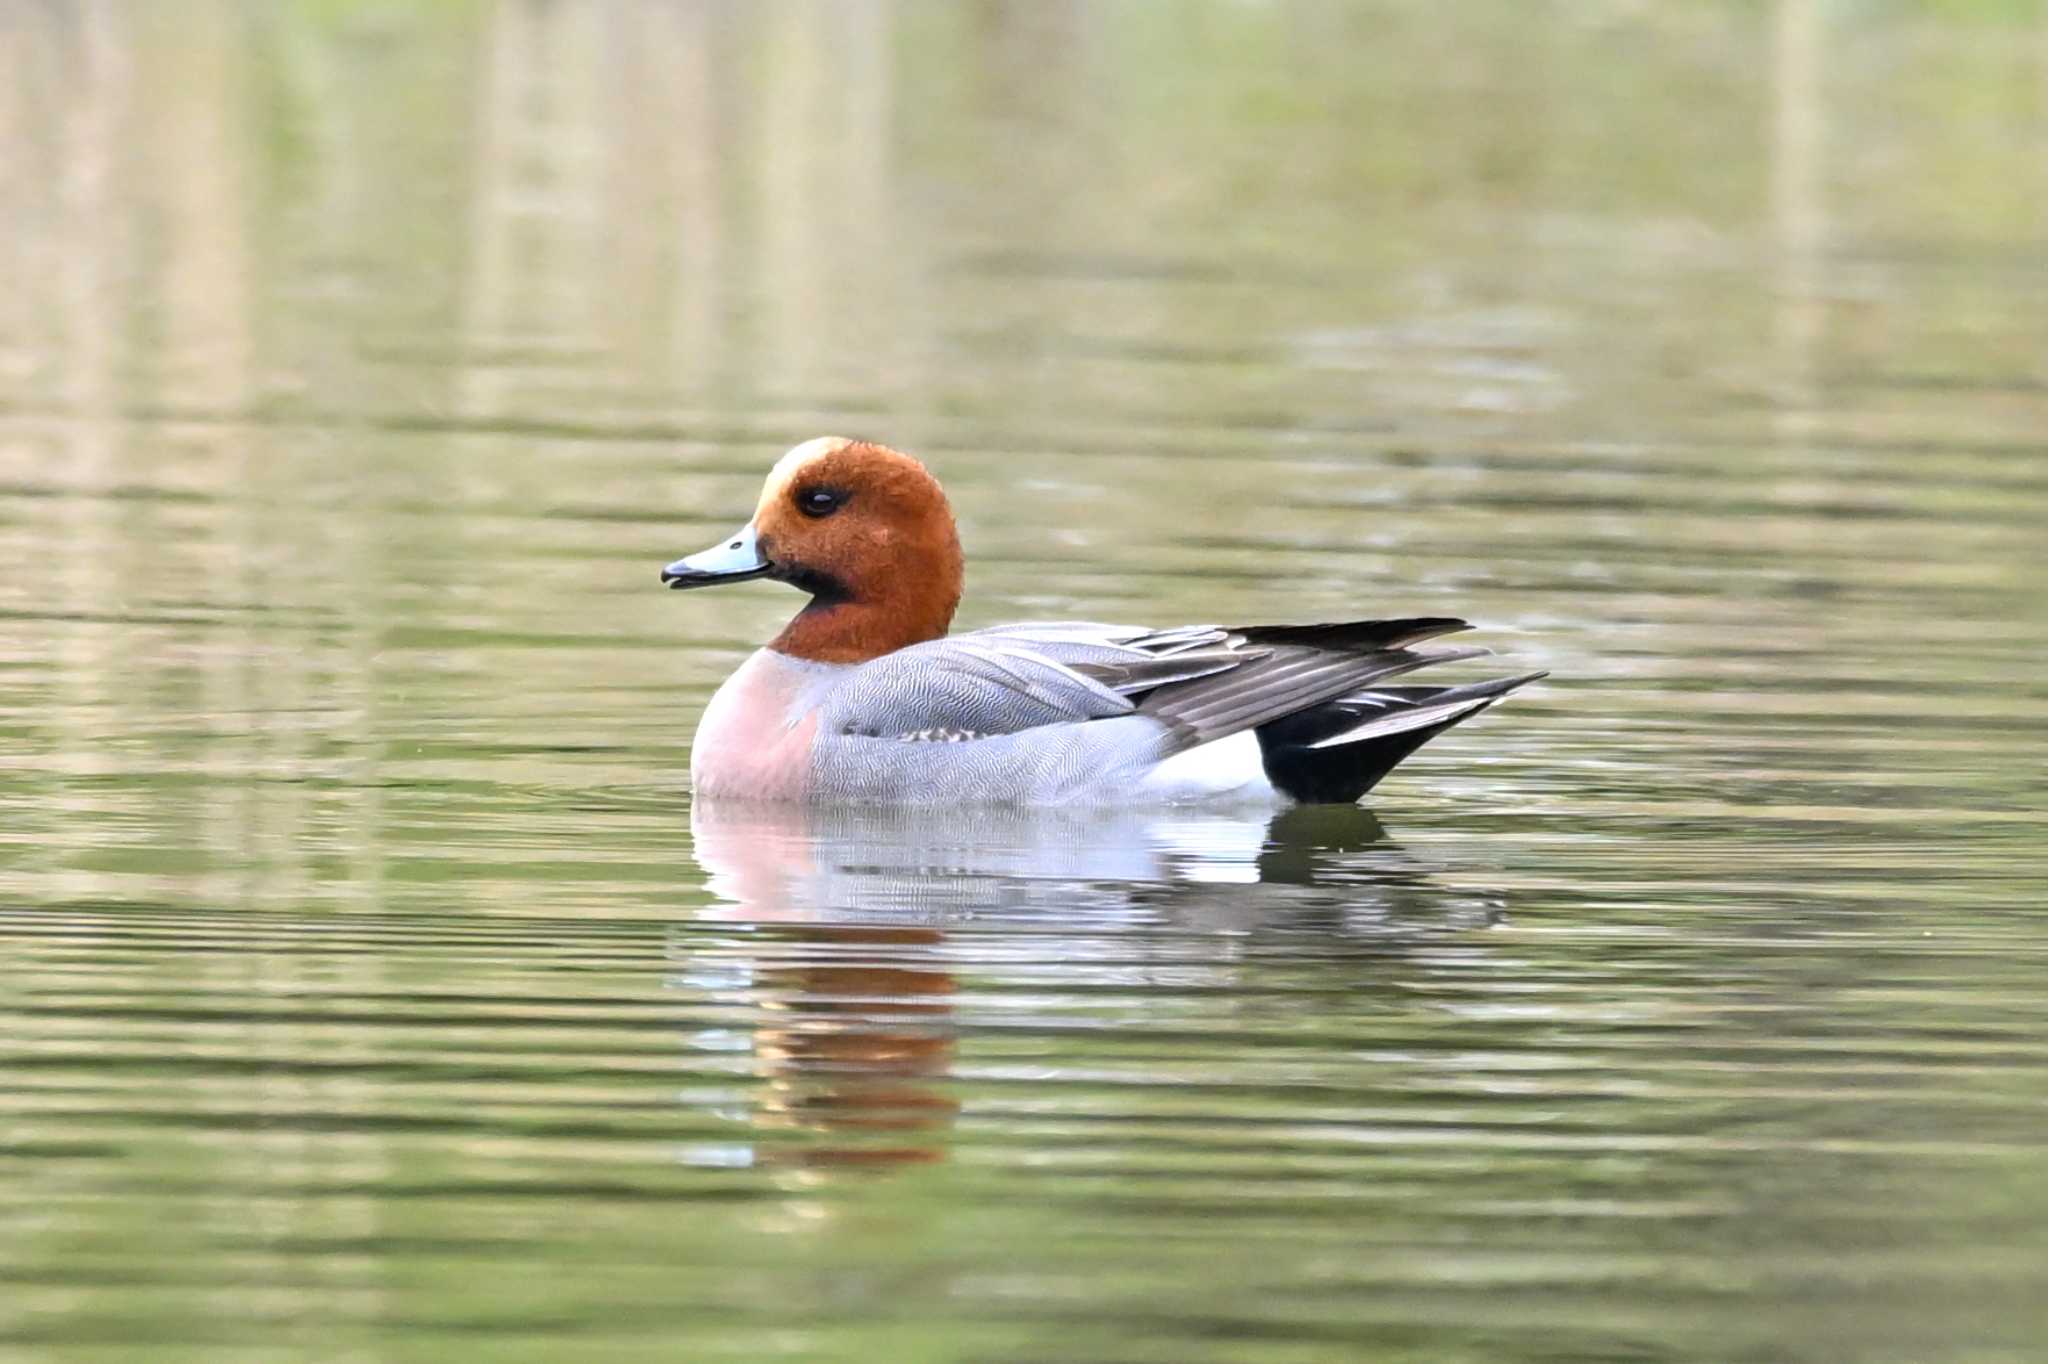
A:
[662,437,1542,806]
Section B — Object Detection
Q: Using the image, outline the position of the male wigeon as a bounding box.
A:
[663,438,1542,805]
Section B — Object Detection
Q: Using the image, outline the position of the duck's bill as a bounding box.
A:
[661,524,773,589]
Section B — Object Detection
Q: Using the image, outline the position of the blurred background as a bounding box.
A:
[3,2,2047,1361]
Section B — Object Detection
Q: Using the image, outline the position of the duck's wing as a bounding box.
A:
[814,619,1485,746]
[978,625,1253,693]
[815,634,1140,741]
[1134,618,1485,751]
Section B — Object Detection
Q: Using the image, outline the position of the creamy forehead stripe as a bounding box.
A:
[758,436,855,508]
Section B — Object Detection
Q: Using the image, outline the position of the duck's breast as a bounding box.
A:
[690,649,840,801]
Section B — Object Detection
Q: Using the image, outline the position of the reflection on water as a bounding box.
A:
[683,920,960,1171]
[3,1,2047,1360]
[685,803,1505,1168]
[692,799,1503,927]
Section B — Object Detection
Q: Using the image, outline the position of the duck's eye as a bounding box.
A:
[797,487,843,518]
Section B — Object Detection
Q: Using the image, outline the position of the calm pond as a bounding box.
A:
[3,4,2046,1361]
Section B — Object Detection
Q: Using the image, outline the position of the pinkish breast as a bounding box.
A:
[689,649,833,801]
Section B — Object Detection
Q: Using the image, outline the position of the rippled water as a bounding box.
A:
[4,3,2048,1360]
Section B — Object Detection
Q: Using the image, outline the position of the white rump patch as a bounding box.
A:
[1139,731,1277,805]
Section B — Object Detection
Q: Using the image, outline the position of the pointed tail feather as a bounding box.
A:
[1255,671,1546,804]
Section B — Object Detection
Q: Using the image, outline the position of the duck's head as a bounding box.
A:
[663,437,965,664]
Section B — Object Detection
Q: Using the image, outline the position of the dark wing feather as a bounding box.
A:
[1066,648,1248,696]
[1137,618,1489,751]
[1233,618,1470,651]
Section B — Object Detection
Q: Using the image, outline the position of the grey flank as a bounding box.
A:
[794,619,1542,805]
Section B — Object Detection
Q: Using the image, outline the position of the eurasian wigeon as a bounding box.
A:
[663,438,1542,805]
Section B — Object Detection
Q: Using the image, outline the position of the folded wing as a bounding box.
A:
[818,617,1500,747]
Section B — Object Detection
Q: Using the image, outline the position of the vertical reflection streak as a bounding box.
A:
[1771,0,1823,445]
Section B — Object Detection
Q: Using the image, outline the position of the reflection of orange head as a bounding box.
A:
[754,926,960,1169]
[751,438,965,664]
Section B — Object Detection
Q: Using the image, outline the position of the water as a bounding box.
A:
[4,3,2047,1360]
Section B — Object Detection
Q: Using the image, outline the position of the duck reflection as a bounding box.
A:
[743,924,957,1169]
[680,800,1504,1170]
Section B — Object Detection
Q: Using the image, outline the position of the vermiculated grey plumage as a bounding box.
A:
[793,617,1542,805]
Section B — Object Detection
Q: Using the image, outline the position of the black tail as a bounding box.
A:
[1255,672,1545,805]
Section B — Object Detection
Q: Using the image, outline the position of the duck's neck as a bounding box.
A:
[770,592,957,665]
